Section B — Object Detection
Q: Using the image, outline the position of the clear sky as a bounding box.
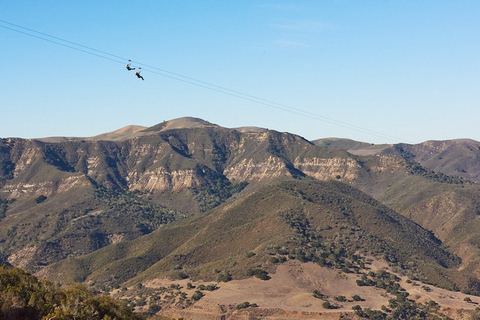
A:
[1,1,479,144]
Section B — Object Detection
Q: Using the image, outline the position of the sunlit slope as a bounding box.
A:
[40,179,462,293]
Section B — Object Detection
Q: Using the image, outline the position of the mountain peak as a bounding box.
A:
[144,117,219,133]
[161,117,217,130]
[86,118,217,141]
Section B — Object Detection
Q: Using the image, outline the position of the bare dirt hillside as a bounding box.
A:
[90,125,148,141]
[115,260,480,319]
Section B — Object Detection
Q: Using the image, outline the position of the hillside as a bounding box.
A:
[36,179,475,318]
[122,260,480,320]
[315,137,480,183]
[396,139,480,183]
[313,138,392,156]
[4,260,480,320]
[317,138,480,293]
[38,179,460,288]
[2,117,480,318]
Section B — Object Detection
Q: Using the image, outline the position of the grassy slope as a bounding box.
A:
[372,174,480,291]
[313,138,392,156]
[337,142,480,294]
[39,179,463,295]
[400,140,480,183]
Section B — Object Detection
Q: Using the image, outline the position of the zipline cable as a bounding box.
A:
[144,67,407,140]
[140,62,407,143]
[0,24,125,65]
[4,19,477,179]
[0,19,126,61]
[1,19,409,143]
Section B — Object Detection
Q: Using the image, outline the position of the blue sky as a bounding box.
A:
[1,1,479,144]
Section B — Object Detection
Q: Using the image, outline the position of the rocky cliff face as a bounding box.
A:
[293,157,362,180]
[1,125,371,205]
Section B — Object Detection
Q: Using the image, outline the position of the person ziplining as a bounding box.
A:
[126,59,135,71]
[135,67,144,80]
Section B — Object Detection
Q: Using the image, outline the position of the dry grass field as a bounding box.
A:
[129,260,480,319]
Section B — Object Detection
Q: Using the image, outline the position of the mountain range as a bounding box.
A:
[2,117,480,319]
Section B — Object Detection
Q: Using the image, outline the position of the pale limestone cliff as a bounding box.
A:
[293,157,362,180]
[1,175,89,199]
[128,168,197,193]
[224,156,291,181]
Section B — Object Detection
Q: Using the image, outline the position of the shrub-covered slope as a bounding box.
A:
[39,179,464,294]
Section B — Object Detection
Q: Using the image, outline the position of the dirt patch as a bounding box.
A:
[126,260,479,319]
[400,278,480,309]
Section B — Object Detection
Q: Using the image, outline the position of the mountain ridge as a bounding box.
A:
[32,117,270,143]
[3,117,480,317]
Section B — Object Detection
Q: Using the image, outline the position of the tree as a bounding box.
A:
[192,290,204,301]
[35,195,47,204]
[313,290,326,299]
[236,302,258,310]
[217,270,232,282]
[0,265,145,320]
[352,294,363,301]
[246,268,270,280]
